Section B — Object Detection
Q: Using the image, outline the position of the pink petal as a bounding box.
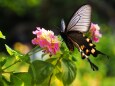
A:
[93,37,99,42]
[32,38,39,45]
[32,27,60,55]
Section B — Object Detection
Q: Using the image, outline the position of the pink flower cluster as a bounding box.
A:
[89,23,102,42]
[32,27,60,55]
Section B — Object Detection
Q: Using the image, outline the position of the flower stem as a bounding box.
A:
[2,60,20,71]
[48,73,53,86]
[48,55,62,86]
[27,46,42,56]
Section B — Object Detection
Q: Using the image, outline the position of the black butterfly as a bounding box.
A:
[60,5,108,71]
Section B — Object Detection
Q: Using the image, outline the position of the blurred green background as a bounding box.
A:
[0,0,115,86]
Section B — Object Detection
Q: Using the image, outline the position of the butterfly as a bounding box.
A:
[60,5,108,71]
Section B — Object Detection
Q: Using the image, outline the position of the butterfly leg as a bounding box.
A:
[80,50,98,71]
[87,58,98,71]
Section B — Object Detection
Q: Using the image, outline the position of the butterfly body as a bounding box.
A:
[60,5,108,71]
[60,32,74,51]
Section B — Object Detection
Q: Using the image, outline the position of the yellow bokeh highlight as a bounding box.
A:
[13,42,31,54]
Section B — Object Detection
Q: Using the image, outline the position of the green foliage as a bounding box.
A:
[0,31,5,39]
[0,0,114,85]
[29,60,54,85]
[0,0,42,15]
[10,73,32,86]
[5,44,30,62]
[0,32,31,85]
[5,44,22,57]
[0,31,78,86]
[0,29,114,86]
[56,58,77,85]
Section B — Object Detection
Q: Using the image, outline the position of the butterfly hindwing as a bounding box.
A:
[67,31,106,57]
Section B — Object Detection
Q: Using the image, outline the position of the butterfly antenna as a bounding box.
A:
[87,58,98,71]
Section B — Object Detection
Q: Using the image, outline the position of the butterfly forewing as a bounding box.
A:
[66,5,91,33]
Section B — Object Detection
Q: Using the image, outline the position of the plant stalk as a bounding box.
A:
[48,55,62,86]
[2,60,20,71]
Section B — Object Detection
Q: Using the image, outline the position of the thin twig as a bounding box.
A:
[48,55,62,86]
[48,73,53,86]
[27,46,42,56]
[2,60,20,71]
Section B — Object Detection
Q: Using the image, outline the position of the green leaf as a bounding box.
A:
[0,75,11,86]
[0,56,6,71]
[5,44,26,61]
[10,73,32,86]
[2,59,29,73]
[0,57,7,73]
[2,72,10,82]
[0,81,4,86]
[0,59,7,67]
[56,58,77,85]
[46,58,57,64]
[22,54,30,63]
[5,44,21,56]
[28,60,54,85]
[72,56,77,61]
[0,73,2,82]
[0,31,5,39]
